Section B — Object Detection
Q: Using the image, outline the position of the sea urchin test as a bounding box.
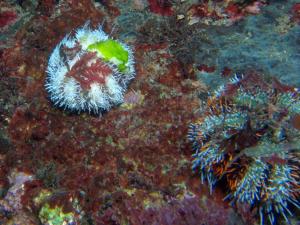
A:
[45,23,135,114]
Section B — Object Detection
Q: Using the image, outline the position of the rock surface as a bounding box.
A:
[0,0,299,224]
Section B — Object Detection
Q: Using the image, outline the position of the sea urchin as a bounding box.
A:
[188,72,300,225]
[45,22,135,114]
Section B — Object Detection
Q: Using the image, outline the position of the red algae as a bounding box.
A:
[221,66,232,77]
[148,0,174,16]
[187,1,266,26]
[0,0,282,224]
[36,0,57,16]
[136,43,169,51]
[225,3,244,22]
[66,52,114,89]
[197,64,216,73]
[158,61,183,87]
[291,114,300,130]
[0,11,17,28]
[291,3,300,24]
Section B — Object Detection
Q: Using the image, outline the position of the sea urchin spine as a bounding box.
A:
[188,72,300,225]
[45,22,135,114]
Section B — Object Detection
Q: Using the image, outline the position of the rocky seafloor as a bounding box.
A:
[0,0,300,224]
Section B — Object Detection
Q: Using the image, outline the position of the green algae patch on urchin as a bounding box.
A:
[87,39,129,72]
[45,22,135,114]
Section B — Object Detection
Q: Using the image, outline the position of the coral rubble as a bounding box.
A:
[189,72,300,225]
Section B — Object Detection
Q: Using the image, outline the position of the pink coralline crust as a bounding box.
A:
[0,11,17,28]
[148,0,174,16]
[244,2,263,14]
[86,182,234,224]
[66,52,114,89]
[123,90,143,105]
[0,171,34,213]
[130,195,231,225]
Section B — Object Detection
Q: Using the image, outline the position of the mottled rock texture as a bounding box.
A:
[0,0,299,224]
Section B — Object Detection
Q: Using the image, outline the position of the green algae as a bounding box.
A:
[87,39,129,72]
[39,203,75,225]
[33,190,52,205]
